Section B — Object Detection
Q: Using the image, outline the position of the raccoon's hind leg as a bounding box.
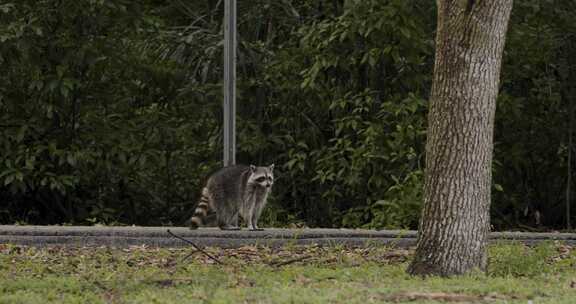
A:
[217,199,241,231]
[218,212,240,230]
[189,188,212,229]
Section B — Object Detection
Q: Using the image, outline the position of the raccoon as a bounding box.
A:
[189,164,274,231]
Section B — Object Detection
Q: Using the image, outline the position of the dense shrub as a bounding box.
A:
[1,0,575,230]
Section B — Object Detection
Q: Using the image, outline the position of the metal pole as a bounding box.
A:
[566,87,573,230]
[223,0,236,166]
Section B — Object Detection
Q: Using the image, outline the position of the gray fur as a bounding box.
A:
[189,164,274,231]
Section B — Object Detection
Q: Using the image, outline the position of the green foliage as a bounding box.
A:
[493,0,576,229]
[1,0,575,230]
[0,0,433,228]
[258,0,432,227]
[366,170,423,229]
[0,0,217,225]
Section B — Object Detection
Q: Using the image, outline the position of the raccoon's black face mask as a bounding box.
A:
[249,164,274,188]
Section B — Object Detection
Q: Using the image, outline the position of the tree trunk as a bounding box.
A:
[407,0,513,276]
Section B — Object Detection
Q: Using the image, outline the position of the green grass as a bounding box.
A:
[1,242,576,303]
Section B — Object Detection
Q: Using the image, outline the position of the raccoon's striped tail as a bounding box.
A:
[189,188,211,230]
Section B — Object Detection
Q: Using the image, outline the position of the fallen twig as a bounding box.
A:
[166,229,224,265]
[180,250,200,262]
[269,255,312,267]
[234,250,262,257]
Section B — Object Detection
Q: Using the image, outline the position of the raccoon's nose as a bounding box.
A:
[265,183,271,188]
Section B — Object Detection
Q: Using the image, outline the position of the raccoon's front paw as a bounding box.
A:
[188,220,199,230]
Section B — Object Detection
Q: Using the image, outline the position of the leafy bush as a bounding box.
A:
[1,0,576,230]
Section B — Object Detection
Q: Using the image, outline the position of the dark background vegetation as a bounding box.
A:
[1,0,575,230]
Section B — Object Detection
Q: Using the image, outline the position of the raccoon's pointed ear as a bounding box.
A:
[269,164,275,171]
[250,165,256,173]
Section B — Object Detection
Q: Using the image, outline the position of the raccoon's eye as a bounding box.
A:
[255,177,266,182]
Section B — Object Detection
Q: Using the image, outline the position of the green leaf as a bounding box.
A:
[4,173,15,186]
[399,27,411,39]
[67,154,77,166]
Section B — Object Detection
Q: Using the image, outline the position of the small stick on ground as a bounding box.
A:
[269,255,312,267]
[166,229,224,265]
[180,250,200,262]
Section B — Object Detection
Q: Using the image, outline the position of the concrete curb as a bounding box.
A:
[1,225,575,248]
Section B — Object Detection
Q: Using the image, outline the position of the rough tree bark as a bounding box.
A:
[407,0,513,276]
